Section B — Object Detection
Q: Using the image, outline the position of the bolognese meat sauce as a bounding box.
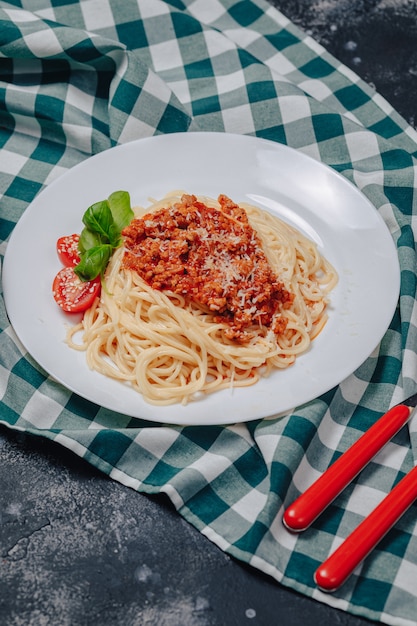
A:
[122,194,293,342]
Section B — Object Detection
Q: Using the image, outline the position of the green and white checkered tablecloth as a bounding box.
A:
[1,1,417,624]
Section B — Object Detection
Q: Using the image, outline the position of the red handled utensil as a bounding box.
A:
[282,392,417,590]
[283,394,417,532]
[314,463,417,591]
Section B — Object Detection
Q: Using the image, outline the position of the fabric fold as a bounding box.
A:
[0,5,192,160]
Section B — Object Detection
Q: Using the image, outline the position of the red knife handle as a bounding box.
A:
[314,463,417,592]
[283,404,411,532]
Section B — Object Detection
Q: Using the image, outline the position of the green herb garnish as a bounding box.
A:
[74,190,134,281]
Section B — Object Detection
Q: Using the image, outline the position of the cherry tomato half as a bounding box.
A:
[52,267,101,313]
[56,234,81,267]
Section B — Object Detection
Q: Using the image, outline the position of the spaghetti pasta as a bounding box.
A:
[67,192,338,405]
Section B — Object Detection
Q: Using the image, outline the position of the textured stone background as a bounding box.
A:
[271,0,417,128]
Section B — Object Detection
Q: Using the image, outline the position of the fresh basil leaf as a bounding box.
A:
[108,190,134,233]
[74,244,112,281]
[73,190,134,283]
[78,226,104,253]
[82,201,114,241]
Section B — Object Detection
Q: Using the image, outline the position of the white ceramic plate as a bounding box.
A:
[3,133,400,425]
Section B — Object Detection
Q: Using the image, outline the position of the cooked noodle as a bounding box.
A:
[67,192,338,405]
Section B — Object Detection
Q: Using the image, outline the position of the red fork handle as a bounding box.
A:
[314,463,417,591]
[283,404,411,532]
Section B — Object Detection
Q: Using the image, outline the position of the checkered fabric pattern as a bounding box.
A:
[1,1,417,624]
